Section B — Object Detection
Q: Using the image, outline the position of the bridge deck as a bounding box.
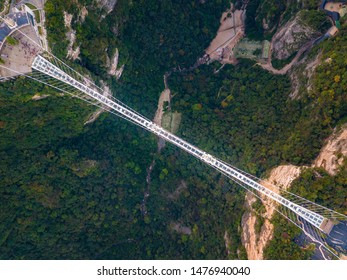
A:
[32,55,326,231]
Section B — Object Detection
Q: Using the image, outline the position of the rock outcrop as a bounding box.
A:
[96,0,117,14]
[241,165,301,259]
[64,12,80,61]
[32,94,49,101]
[79,6,88,23]
[170,222,192,235]
[241,192,273,260]
[241,125,347,259]
[272,13,319,60]
[108,48,124,79]
[313,125,347,175]
[289,51,322,99]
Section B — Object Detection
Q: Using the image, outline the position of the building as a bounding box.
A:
[0,6,36,51]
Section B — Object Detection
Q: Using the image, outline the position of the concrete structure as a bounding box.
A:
[0,5,39,51]
[0,4,41,79]
[320,0,347,29]
[0,25,41,78]
[328,25,339,36]
[0,10,29,49]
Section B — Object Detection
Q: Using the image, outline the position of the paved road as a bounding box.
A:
[296,218,333,260]
[14,0,48,50]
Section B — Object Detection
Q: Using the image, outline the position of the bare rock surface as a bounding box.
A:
[313,125,347,175]
[170,222,192,235]
[64,12,80,61]
[272,14,319,60]
[241,165,300,259]
[108,48,124,79]
[32,94,49,100]
[79,6,88,22]
[96,0,117,14]
[241,125,347,259]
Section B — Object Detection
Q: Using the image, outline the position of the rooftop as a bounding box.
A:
[0,10,30,46]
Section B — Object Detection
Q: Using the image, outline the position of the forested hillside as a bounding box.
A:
[0,0,346,259]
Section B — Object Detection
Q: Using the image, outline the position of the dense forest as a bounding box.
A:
[0,76,246,259]
[1,0,347,260]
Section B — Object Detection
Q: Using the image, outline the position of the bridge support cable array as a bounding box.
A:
[216,158,346,221]
[31,54,344,231]
[1,43,346,256]
[224,174,339,260]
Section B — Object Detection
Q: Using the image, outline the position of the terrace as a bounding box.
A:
[0,10,30,50]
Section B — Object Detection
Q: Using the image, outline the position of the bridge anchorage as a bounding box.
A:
[1,45,346,258]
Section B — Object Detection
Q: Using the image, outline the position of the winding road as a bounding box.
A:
[258,38,318,75]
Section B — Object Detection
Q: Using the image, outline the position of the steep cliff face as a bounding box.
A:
[289,51,322,99]
[96,0,117,14]
[241,126,347,259]
[241,165,301,259]
[64,11,80,61]
[265,165,302,189]
[241,192,274,260]
[313,126,347,175]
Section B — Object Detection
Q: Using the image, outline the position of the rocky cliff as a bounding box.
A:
[313,126,347,175]
[241,165,301,259]
[242,125,347,259]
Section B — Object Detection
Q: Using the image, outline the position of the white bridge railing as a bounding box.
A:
[32,55,326,230]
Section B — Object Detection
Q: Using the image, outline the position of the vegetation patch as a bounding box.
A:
[0,0,5,11]
[6,36,19,46]
[25,3,40,23]
[298,10,331,32]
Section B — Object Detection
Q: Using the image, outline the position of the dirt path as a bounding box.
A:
[153,74,171,150]
[153,75,170,124]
